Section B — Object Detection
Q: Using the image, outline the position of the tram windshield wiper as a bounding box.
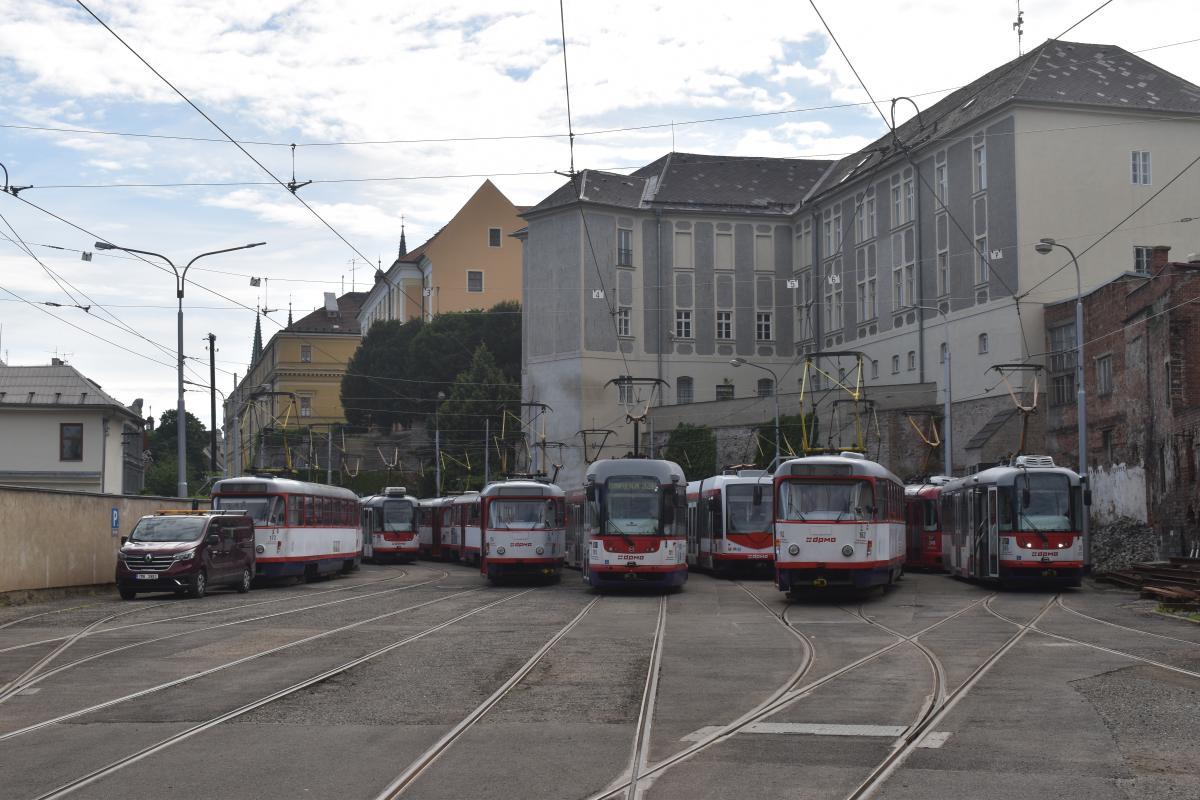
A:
[607,520,638,550]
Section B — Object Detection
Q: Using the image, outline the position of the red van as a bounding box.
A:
[116,511,255,599]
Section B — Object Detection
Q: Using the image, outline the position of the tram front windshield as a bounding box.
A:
[726,484,772,533]
[604,476,662,535]
[489,499,559,529]
[1016,473,1074,531]
[382,500,414,531]
[778,479,875,521]
[213,495,280,525]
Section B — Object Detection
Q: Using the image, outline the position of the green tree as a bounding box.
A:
[436,344,521,491]
[142,409,210,496]
[662,423,717,481]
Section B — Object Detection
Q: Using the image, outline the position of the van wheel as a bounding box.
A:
[236,568,252,594]
[189,571,207,598]
[118,585,137,600]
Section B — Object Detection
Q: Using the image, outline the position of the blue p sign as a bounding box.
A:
[111,507,120,532]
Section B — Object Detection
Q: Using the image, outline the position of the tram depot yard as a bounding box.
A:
[2,561,1197,798]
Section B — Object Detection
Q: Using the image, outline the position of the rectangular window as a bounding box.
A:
[754,233,773,270]
[716,310,733,340]
[936,214,950,296]
[856,243,877,322]
[973,140,987,192]
[1051,374,1074,407]
[617,306,631,337]
[831,207,842,252]
[799,220,813,269]
[1131,150,1151,185]
[617,381,634,405]
[467,270,484,293]
[60,422,83,461]
[824,258,844,331]
[822,210,834,255]
[300,396,313,417]
[617,228,633,266]
[488,227,502,247]
[907,351,916,371]
[795,269,812,340]
[716,231,734,269]
[677,377,694,405]
[756,312,773,341]
[1096,354,1113,395]
[716,383,735,401]
[300,344,312,363]
[891,231,914,310]
[902,170,914,223]
[1049,323,1076,373]
[934,154,948,207]
[975,235,989,284]
[675,309,693,340]
[673,230,694,269]
[1133,245,1153,273]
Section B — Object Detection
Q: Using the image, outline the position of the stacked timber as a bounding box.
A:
[1101,558,1200,604]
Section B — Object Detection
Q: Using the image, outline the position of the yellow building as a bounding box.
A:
[227,292,366,474]
[359,180,528,332]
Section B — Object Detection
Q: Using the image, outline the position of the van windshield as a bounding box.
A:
[129,516,206,542]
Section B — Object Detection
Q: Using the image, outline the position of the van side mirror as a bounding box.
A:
[752,485,764,506]
[120,536,128,546]
[206,533,221,547]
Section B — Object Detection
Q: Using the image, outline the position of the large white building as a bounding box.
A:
[520,40,1200,488]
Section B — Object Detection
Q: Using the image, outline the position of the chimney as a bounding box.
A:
[51,357,64,366]
[1152,245,1172,272]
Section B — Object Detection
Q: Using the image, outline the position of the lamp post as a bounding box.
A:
[96,240,265,496]
[1034,237,1088,568]
[902,305,953,477]
[730,358,780,468]
[435,391,446,496]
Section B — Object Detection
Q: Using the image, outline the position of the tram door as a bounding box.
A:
[361,507,374,560]
[986,487,1000,577]
[971,488,987,579]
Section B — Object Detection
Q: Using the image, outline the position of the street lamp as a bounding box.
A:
[1034,237,1089,568]
[901,305,953,477]
[730,358,780,468]
[95,240,265,496]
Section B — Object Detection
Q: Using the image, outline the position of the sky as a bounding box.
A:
[0,0,1197,427]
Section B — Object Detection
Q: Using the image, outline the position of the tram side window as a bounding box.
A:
[996,488,1013,531]
[304,496,314,526]
[922,500,938,531]
[469,502,481,525]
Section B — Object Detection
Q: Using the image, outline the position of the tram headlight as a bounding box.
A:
[841,545,855,557]
[535,546,545,555]
[496,546,506,555]
[255,545,265,554]
[787,544,800,556]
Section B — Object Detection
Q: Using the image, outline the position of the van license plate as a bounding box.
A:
[136,573,158,580]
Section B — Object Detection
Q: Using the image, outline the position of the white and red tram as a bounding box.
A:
[479,479,566,582]
[360,487,419,564]
[448,492,483,565]
[565,458,688,589]
[773,453,906,594]
[211,476,362,580]
[939,455,1084,587]
[686,470,774,575]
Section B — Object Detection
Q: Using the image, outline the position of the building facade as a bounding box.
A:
[228,292,365,474]
[0,360,145,494]
[521,40,1200,489]
[359,179,528,333]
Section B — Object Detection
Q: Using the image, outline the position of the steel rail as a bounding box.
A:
[0,583,480,743]
[623,596,669,800]
[0,571,449,705]
[374,596,603,798]
[28,589,536,800]
[0,604,99,632]
[1054,596,1200,647]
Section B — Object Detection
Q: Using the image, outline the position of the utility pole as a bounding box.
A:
[327,425,333,484]
[484,417,490,485]
[207,333,217,474]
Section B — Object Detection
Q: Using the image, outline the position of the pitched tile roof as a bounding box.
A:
[287,292,368,334]
[809,39,1200,198]
[0,364,141,418]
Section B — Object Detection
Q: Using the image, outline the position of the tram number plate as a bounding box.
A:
[136,573,158,580]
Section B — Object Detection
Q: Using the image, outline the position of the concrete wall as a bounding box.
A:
[0,485,207,594]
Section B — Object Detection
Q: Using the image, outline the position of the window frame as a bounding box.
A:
[300,344,312,363]
[677,376,694,405]
[973,139,987,192]
[716,310,733,341]
[674,309,693,340]
[299,395,313,418]
[1133,245,1153,274]
[1131,150,1151,185]
[1096,353,1113,395]
[488,227,502,248]
[466,269,485,293]
[755,311,774,342]
[891,355,900,374]
[715,383,735,402]
[616,306,632,338]
[59,422,83,462]
[617,228,633,267]
[978,333,989,355]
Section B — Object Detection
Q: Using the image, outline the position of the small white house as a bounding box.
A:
[0,360,145,494]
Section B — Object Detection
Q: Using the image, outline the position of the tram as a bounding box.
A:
[939,455,1084,587]
[479,479,566,582]
[447,492,483,565]
[565,458,688,589]
[360,487,419,563]
[903,477,950,571]
[416,498,448,560]
[773,453,906,594]
[211,476,362,579]
[686,469,774,575]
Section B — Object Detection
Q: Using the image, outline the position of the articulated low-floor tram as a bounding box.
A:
[773,452,906,594]
[686,469,774,575]
[211,476,363,579]
[565,458,688,589]
[478,479,566,582]
[939,455,1085,587]
[903,476,950,571]
[360,486,419,563]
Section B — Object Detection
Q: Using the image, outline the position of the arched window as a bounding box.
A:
[757,378,775,397]
[891,355,900,374]
[978,333,989,354]
[871,359,879,379]
[677,376,694,405]
[907,351,916,371]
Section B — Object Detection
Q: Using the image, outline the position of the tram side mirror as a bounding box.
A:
[707,496,721,512]
[585,484,596,502]
[752,485,764,506]
[1084,489,1093,507]
[662,487,676,525]
[1021,487,1031,508]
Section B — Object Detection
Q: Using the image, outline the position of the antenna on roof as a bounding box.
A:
[1012,1,1025,55]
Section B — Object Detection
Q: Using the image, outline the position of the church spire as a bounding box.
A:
[251,311,263,363]
[286,300,293,328]
[398,215,407,257]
